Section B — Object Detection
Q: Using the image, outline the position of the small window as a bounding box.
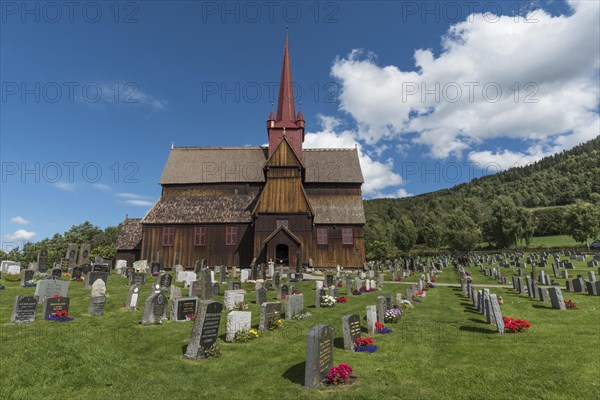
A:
[162,226,174,247]
[276,219,289,229]
[317,227,328,245]
[194,226,206,246]
[226,226,238,246]
[342,227,353,245]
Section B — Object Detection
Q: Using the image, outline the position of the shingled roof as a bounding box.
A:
[159,147,364,184]
[308,195,366,225]
[116,218,142,250]
[141,194,256,224]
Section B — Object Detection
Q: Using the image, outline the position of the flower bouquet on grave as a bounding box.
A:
[234,302,249,311]
[268,311,283,330]
[185,313,197,321]
[337,296,347,304]
[351,289,362,295]
[502,317,532,333]
[203,344,221,359]
[24,280,37,288]
[565,300,578,309]
[375,322,393,334]
[394,277,402,282]
[48,310,73,322]
[320,295,336,308]
[293,291,302,295]
[354,337,377,353]
[301,278,311,281]
[234,329,259,343]
[327,363,355,385]
[282,294,287,300]
[292,309,312,320]
[427,282,436,288]
[337,282,343,287]
[289,278,298,282]
[384,308,402,323]
[409,272,415,276]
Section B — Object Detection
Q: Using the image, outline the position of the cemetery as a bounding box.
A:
[1,249,599,399]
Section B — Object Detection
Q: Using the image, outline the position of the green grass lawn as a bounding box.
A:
[1,267,599,400]
[518,235,583,249]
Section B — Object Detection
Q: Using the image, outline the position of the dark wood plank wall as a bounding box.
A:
[140,224,253,268]
[311,226,365,267]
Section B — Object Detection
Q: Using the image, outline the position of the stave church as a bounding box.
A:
[116,33,366,270]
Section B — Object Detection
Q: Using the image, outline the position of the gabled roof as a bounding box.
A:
[116,218,142,250]
[265,136,304,168]
[263,225,302,246]
[308,195,366,224]
[159,147,363,184]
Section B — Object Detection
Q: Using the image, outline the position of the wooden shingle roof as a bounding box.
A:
[116,218,142,250]
[308,195,366,225]
[159,147,364,184]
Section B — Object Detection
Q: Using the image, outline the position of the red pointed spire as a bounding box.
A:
[276,29,296,124]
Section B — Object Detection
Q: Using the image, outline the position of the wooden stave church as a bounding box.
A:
[116,34,366,270]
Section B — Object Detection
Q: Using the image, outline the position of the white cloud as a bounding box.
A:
[78,82,167,111]
[91,183,111,191]
[10,216,30,225]
[117,193,146,199]
[125,200,154,206]
[330,1,600,158]
[4,229,36,242]
[54,182,76,191]
[304,115,405,197]
[468,143,563,171]
[370,188,413,199]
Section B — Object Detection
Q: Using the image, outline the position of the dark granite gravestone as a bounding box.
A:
[256,287,267,305]
[305,324,334,388]
[66,243,79,269]
[325,275,334,287]
[259,302,282,331]
[212,283,220,297]
[88,295,106,316]
[171,297,198,322]
[52,268,63,279]
[81,264,92,276]
[11,296,38,323]
[21,270,34,287]
[159,273,173,289]
[86,271,108,289]
[377,296,386,323]
[184,301,223,360]
[228,281,242,290]
[37,249,48,273]
[586,281,598,296]
[548,287,566,310]
[264,280,272,291]
[151,262,161,275]
[72,266,83,280]
[273,272,281,288]
[125,265,134,278]
[342,314,361,350]
[126,285,141,310]
[129,272,146,286]
[219,265,227,284]
[42,296,70,320]
[141,292,168,325]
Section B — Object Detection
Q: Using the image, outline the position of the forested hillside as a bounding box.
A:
[364,137,600,258]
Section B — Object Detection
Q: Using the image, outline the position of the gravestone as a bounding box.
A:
[548,287,566,310]
[81,263,92,276]
[588,271,596,282]
[91,279,106,298]
[285,293,304,319]
[538,287,550,302]
[342,314,361,351]
[11,296,38,323]
[366,305,377,334]
[226,311,252,342]
[34,280,69,301]
[189,281,200,297]
[241,270,249,282]
[316,288,327,308]
[228,281,242,291]
[304,324,334,388]
[72,266,83,280]
[572,277,585,293]
[126,285,141,310]
[273,272,281,288]
[78,244,91,266]
[259,302,282,331]
[141,292,168,325]
[150,262,161,276]
[219,266,227,284]
[66,243,79,269]
[586,281,598,296]
[159,273,173,290]
[200,269,213,300]
[52,268,63,279]
[212,283,221,297]
[277,284,289,300]
[88,295,106,316]
[377,296,386,323]
[171,297,198,321]
[86,271,108,289]
[129,272,146,286]
[184,301,223,360]
[264,280,272,291]
[169,285,182,301]
[256,287,267,305]
[37,249,48,273]
[223,289,245,310]
[134,260,148,273]
[489,294,504,334]
[42,296,70,320]
[325,275,334,287]
[21,269,34,287]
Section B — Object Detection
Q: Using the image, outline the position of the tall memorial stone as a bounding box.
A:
[37,249,48,273]
[78,244,91,266]
[342,314,361,351]
[126,285,141,310]
[285,293,304,319]
[184,301,223,360]
[548,287,566,310]
[66,244,79,269]
[142,292,168,325]
[304,324,334,388]
[366,305,377,334]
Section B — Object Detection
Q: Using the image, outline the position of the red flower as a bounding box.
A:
[337,282,343,287]
[281,294,286,300]
[337,296,347,303]
[355,337,374,346]
[375,322,383,331]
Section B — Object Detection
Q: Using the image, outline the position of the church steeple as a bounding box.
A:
[267,29,305,160]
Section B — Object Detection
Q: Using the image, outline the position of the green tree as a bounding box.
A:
[566,201,600,245]
[445,210,481,253]
[393,216,417,252]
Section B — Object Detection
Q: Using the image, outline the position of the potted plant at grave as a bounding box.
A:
[234,329,259,343]
[375,322,393,334]
[565,300,578,309]
[336,296,347,304]
[327,364,356,385]
[268,311,283,330]
[502,317,532,333]
[320,295,336,308]
[48,310,73,322]
[354,337,377,353]
[384,308,402,323]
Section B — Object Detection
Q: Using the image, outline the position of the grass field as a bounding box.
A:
[1,258,599,400]
[517,235,583,249]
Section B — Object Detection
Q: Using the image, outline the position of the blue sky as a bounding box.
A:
[1,0,598,245]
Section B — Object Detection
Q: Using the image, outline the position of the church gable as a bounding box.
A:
[265,136,304,168]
